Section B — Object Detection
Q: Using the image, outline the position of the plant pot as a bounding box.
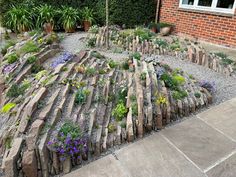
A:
[83,21,91,32]
[160,27,172,36]
[65,27,76,33]
[151,27,157,33]
[43,23,53,34]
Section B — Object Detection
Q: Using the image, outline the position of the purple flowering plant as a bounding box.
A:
[50,52,74,68]
[199,80,216,93]
[2,63,17,74]
[47,122,88,161]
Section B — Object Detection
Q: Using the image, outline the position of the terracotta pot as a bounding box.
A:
[43,23,53,34]
[83,21,91,32]
[160,26,172,36]
[151,27,157,33]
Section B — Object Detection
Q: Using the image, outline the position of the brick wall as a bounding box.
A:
[159,0,236,48]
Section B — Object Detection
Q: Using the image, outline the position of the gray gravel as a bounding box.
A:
[146,55,236,105]
[60,32,87,54]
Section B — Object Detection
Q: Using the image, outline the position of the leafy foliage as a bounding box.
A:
[6,53,18,64]
[81,7,94,23]
[59,6,79,32]
[75,89,87,105]
[131,52,141,60]
[19,41,39,54]
[1,103,16,113]
[4,5,33,32]
[172,90,188,100]
[27,56,37,64]
[35,4,57,28]
[6,83,27,98]
[112,102,128,122]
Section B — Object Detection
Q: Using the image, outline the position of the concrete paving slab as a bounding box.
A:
[115,134,205,177]
[64,154,131,177]
[207,152,236,177]
[161,117,236,171]
[198,100,236,142]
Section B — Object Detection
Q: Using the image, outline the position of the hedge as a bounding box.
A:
[0,0,156,28]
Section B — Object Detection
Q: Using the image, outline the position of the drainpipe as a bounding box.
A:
[155,0,161,23]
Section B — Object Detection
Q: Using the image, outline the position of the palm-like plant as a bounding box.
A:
[81,7,94,23]
[81,7,95,32]
[35,4,57,29]
[4,6,33,33]
[59,6,80,33]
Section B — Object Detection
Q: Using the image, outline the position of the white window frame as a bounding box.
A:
[179,0,236,14]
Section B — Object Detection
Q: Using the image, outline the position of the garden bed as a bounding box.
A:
[0,32,213,176]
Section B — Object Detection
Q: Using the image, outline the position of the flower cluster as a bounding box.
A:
[199,80,216,93]
[2,63,17,74]
[50,52,74,68]
[47,122,88,161]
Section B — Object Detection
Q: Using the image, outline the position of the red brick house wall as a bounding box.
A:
[159,0,236,47]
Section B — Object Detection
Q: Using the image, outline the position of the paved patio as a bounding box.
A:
[65,98,236,177]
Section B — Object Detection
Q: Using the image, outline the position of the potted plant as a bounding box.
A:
[158,22,173,36]
[148,22,157,33]
[5,6,33,33]
[59,6,80,33]
[81,7,94,32]
[36,5,57,33]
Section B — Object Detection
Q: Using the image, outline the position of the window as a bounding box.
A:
[198,0,213,7]
[179,0,236,14]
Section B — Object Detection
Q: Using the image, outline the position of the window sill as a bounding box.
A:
[178,7,235,17]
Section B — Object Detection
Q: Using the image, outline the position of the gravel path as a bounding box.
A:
[146,55,236,105]
[61,33,236,105]
[60,32,87,54]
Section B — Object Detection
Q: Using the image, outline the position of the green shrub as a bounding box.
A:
[6,84,27,98]
[35,4,58,28]
[7,53,18,64]
[1,103,16,113]
[35,70,48,80]
[86,37,96,48]
[108,60,118,69]
[59,122,81,139]
[59,6,79,32]
[27,56,37,64]
[4,5,34,32]
[121,61,129,70]
[172,75,185,85]
[172,90,188,100]
[20,41,39,54]
[81,7,94,23]
[85,67,96,76]
[134,27,153,41]
[154,38,168,48]
[131,52,141,60]
[161,73,179,90]
[31,64,44,74]
[75,89,87,105]
[112,102,128,122]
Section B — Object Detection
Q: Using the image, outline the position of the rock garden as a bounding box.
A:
[0,28,218,177]
[0,1,236,177]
